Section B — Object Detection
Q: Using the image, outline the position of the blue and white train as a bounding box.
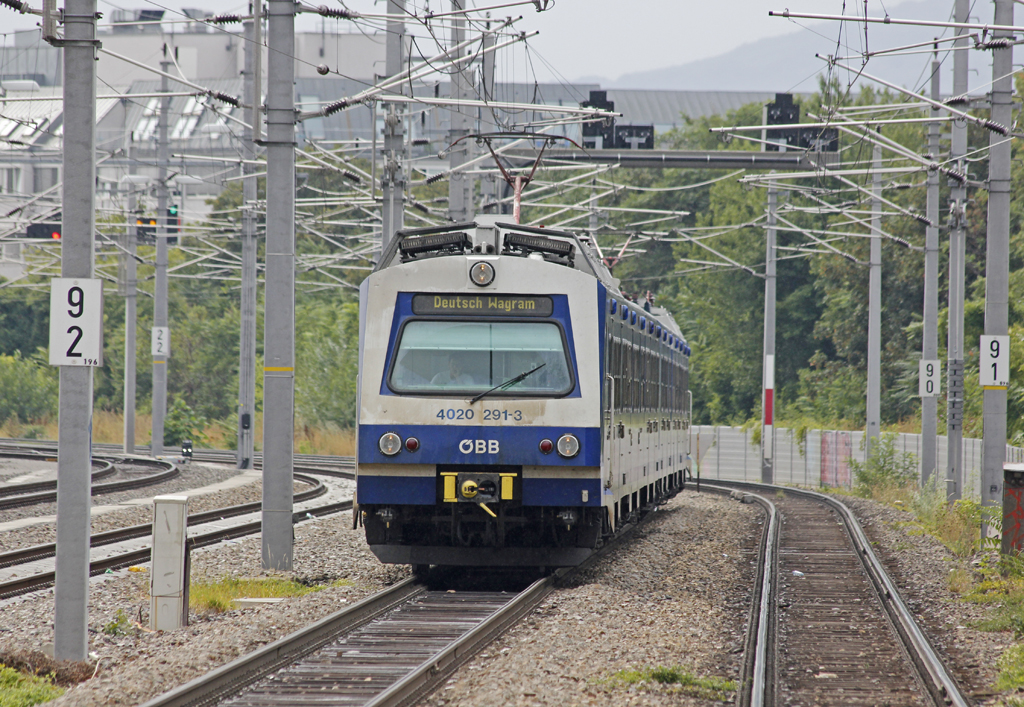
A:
[355,217,692,567]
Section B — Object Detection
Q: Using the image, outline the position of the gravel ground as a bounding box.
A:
[0,463,261,540]
[421,488,761,707]
[1,481,1018,707]
[0,466,319,552]
[0,508,409,707]
[0,486,760,707]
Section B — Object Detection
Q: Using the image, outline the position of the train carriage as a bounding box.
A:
[356,217,692,567]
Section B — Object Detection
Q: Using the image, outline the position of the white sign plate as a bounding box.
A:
[919,359,940,397]
[152,326,170,357]
[980,335,1010,387]
[49,279,103,366]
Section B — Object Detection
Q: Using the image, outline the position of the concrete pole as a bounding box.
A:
[262,0,296,570]
[983,0,1013,531]
[151,47,171,457]
[448,0,470,222]
[380,0,405,253]
[54,0,97,660]
[866,143,882,458]
[123,146,137,454]
[480,16,496,212]
[237,14,258,469]
[921,51,940,486]
[946,0,969,502]
[761,185,777,485]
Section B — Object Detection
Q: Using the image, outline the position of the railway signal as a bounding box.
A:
[27,222,62,240]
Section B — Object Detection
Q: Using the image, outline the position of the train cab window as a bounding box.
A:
[388,320,574,396]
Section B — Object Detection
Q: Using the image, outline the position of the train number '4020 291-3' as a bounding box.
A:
[436,409,524,422]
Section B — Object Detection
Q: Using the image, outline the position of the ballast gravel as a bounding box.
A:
[0,478,1016,706]
[0,461,251,531]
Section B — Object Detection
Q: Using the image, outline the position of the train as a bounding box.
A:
[355,217,692,567]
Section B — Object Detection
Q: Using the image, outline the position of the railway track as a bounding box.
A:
[0,453,114,497]
[0,482,352,599]
[136,496,662,707]
[0,446,357,598]
[0,438,354,513]
[711,481,968,707]
[0,438,355,469]
[0,453,179,510]
[0,473,332,570]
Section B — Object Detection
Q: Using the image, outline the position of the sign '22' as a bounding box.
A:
[49,279,104,367]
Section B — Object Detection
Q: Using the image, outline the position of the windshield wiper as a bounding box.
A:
[468,363,545,404]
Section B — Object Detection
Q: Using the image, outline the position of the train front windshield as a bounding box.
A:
[388,321,573,396]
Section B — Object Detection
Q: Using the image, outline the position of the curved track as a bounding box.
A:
[710,481,968,707]
[0,453,114,497]
[0,453,178,510]
[0,476,350,599]
[0,442,356,599]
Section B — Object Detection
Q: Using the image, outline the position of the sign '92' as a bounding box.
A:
[49,279,104,367]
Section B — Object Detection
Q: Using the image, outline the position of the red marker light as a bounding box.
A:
[51,231,61,240]
[405,437,419,452]
[539,439,553,454]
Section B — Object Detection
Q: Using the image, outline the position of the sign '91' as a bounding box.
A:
[49,279,104,367]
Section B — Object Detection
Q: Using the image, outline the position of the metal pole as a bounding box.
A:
[123,146,137,454]
[947,0,969,502]
[761,185,776,484]
[262,0,296,570]
[54,0,97,660]
[151,47,171,457]
[866,143,882,457]
[448,0,469,222]
[380,0,405,254]
[237,12,258,469]
[921,49,941,486]
[986,0,1013,536]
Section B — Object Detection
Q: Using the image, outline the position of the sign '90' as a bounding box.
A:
[49,279,104,367]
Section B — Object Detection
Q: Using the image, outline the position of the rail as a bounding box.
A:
[714,480,968,707]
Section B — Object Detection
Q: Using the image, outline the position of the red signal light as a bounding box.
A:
[405,437,419,452]
[50,231,61,240]
[539,439,553,454]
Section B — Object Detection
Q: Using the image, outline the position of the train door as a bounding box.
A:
[603,332,618,492]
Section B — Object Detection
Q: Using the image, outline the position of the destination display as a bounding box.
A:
[412,293,553,317]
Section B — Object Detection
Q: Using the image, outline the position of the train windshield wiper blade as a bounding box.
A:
[468,363,545,404]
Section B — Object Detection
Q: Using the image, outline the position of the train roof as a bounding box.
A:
[377,217,616,288]
[374,216,686,345]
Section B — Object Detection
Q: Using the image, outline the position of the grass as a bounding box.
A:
[102,609,134,637]
[189,575,350,613]
[0,665,64,707]
[601,666,735,699]
[0,411,356,456]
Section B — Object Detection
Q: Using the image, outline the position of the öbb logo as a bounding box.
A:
[459,439,499,454]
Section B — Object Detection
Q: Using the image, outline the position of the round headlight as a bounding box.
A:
[556,433,580,459]
[470,261,495,286]
[379,432,402,456]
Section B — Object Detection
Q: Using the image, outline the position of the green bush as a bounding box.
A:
[0,664,64,706]
[161,398,208,448]
[0,352,58,424]
[851,432,918,497]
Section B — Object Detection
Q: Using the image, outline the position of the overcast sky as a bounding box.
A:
[1,1,934,84]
